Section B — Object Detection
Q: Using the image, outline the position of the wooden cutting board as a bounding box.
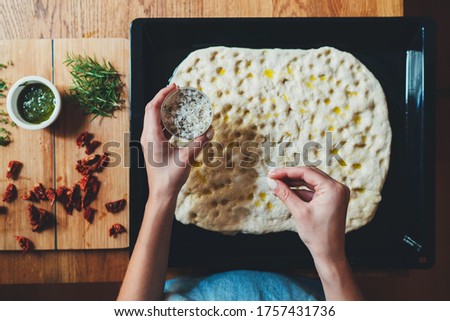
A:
[0,40,56,251]
[0,39,129,251]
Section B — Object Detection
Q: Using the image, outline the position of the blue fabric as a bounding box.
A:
[164,270,324,301]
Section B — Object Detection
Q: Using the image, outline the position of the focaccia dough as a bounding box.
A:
[170,46,391,234]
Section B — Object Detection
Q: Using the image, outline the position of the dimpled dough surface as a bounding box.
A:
[170,46,391,234]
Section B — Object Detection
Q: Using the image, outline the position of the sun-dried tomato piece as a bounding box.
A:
[85,140,101,155]
[2,183,17,203]
[22,183,48,202]
[27,204,51,232]
[0,206,7,214]
[6,160,22,180]
[97,153,109,172]
[56,186,73,214]
[109,223,126,237]
[32,183,47,201]
[65,194,74,214]
[105,199,127,213]
[70,184,82,212]
[14,236,33,253]
[82,154,101,166]
[56,186,68,199]
[76,132,102,155]
[75,154,100,176]
[76,132,93,148]
[75,153,109,176]
[83,207,96,224]
[22,190,39,202]
[82,176,101,208]
[78,175,90,191]
[45,188,56,206]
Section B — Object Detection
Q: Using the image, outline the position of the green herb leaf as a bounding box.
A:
[0,135,11,146]
[0,61,14,147]
[0,79,7,97]
[0,128,10,135]
[0,128,11,147]
[64,53,124,120]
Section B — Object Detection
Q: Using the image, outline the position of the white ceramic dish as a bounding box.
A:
[6,75,61,130]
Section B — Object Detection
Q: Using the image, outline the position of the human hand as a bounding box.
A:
[140,84,214,200]
[267,166,350,263]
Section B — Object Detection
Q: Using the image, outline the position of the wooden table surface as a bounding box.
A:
[0,0,403,284]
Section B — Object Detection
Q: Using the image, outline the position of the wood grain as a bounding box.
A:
[0,39,129,252]
[53,38,129,249]
[0,39,55,251]
[0,250,128,284]
[0,0,403,40]
[0,0,404,285]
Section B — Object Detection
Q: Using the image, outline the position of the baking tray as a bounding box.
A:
[130,18,436,269]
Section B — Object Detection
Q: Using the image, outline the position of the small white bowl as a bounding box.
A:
[6,76,61,130]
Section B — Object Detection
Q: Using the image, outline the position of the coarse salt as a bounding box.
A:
[161,87,212,140]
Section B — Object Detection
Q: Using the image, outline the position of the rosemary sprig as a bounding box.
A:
[0,79,6,98]
[0,128,10,135]
[0,128,10,146]
[64,53,125,121]
[0,61,12,146]
[0,136,10,146]
[0,60,13,98]
[0,61,12,71]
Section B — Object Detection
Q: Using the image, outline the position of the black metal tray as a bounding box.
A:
[130,18,436,269]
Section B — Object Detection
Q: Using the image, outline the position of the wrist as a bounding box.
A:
[142,194,177,226]
[147,193,178,208]
[148,185,180,203]
[312,252,363,300]
[313,253,351,281]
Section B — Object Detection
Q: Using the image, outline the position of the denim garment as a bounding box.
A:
[164,270,324,301]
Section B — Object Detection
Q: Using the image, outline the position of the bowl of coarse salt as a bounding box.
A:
[161,87,213,141]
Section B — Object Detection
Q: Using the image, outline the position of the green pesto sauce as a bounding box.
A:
[17,83,55,124]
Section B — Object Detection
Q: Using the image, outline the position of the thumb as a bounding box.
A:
[181,128,214,165]
[267,177,306,212]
